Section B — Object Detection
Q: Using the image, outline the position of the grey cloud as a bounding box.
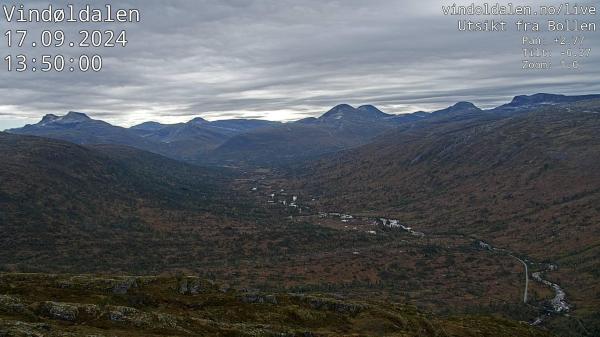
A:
[1,0,599,129]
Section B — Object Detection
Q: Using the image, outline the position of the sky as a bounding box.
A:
[1,0,599,129]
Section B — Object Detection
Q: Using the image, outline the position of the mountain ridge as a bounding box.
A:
[4,94,600,336]
[8,92,600,131]
[6,93,600,166]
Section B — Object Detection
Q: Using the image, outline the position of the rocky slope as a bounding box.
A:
[0,273,553,337]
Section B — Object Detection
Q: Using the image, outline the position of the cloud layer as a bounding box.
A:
[1,0,599,129]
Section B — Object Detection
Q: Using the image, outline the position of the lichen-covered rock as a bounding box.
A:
[0,320,51,337]
[309,298,363,314]
[177,277,203,295]
[105,305,180,330]
[39,301,79,321]
[155,312,179,329]
[106,305,142,323]
[111,277,138,295]
[239,293,278,305]
[291,295,364,315]
[275,332,316,337]
[0,295,26,314]
[79,303,101,317]
[188,278,201,294]
[56,276,141,295]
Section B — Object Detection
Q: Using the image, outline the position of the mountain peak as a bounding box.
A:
[433,101,481,116]
[188,117,208,125]
[508,92,600,106]
[357,105,390,118]
[63,111,91,121]
[40,114,59,124]
[320,104,390,120]
[328,104,356,113]
[452,101,479,109]
[35,111,91,126]
[497,93,600,111]
[320,104,357,120]
[130,121,166,131]
[509,93,565,106]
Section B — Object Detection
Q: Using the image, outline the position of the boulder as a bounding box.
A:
[39,301,79,321]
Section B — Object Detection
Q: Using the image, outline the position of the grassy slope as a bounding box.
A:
[0,273,553,337]
[292,101,600,333]
[0,133,251,273]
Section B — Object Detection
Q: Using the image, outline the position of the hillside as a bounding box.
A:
[3,94,600,336]
[0,273,552,337]
[0,133,250,273]
[290,100,600,335]
[210,123,363,165]
[296,100,600,252]
[211,104,421,165]
[0,133,559,334]
[130,118,279,161]
[210,95,600,166]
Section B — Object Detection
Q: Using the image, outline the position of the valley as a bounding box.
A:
[2,94,600,336]
[0,273,553,337]
[240,173,580,331]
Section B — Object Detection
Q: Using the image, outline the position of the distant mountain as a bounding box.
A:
[356,104,392,118]
[431,101,482,117]
[210,119,281,131]
[386,111,429,123]
[210,104,401,165]
[309,104,400,139]
[8,111,161,153]
[210,102,493,165]
[8,113,279,163]
[131,118,280,162]
[4,94,600,337]
[209,123,363,166]
[7,94,600,166]
[317,104,392,121]
[492,93,600,113]
[39,111,91,124]
[131,118,278,144]
[314,104,396,136]
[130,121,167,131]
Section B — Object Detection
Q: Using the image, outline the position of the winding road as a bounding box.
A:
[510,255,529,303]
[483,243,530,304]
[263,189,571,327]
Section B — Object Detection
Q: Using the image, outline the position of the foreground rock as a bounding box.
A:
[0,273,553,337]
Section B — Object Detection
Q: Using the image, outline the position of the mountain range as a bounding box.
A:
[8,112,278,163]
[9,93,600,165]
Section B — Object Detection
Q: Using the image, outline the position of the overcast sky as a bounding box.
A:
[1,0,599,129]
